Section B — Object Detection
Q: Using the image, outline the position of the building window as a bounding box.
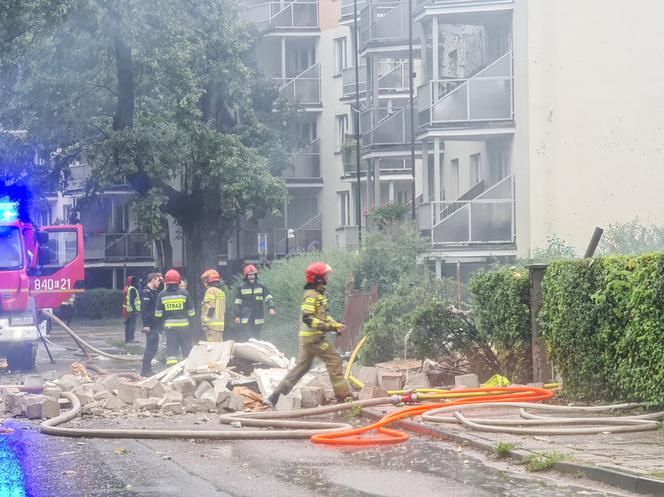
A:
[336,114,349,151]
[338,191,351,226]
[470,153,481,186]
[334,37,347,76]
[450,159,460,199]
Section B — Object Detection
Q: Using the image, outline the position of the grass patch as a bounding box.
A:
[493,442,516,458]
[648,471,664,480]
[109,340,144,355]
[523,451,567,472]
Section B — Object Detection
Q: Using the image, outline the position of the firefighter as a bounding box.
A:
[200,269,225,343]
[140,272,163,377]
[267,262,350,406]
[233,264,275,341]
[154,269,196,366]
[122,275,141,343]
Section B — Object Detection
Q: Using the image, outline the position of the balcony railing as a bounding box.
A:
[274,63,321,105]
[242,215,322,258]
[418,51,513,127]
[421,175,514,246]
[342,66,367,98]
[243,0,319,31]
[359,1,410,49]
[361,106,413,148]
[84,233,154,261]
[66,163,91,190]
[340,0,367,22]
[283,138,321,180]
[378,61,410,91]
[335,225,359,249]
[415,0,513,11]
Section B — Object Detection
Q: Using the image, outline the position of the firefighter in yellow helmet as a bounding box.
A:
[268,262,350,406]
[200,269,225,342]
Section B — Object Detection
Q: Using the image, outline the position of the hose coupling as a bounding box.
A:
[397,392,419,404]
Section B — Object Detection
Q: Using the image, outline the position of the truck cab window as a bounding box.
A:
[0,226,23,269]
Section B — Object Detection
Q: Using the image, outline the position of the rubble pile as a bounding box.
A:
[1,339,336,420]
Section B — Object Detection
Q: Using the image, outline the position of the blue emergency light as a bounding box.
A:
[0,202,19,221]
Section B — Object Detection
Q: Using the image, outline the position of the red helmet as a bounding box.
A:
[243,264,258,277]
[164,269,181,286]
[201,269,220,284]
[305,262,332,284]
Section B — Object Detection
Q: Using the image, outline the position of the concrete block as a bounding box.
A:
[212,376,230,393]
[23,376,43,389]
[139,376,160,390]
[148,382,169,399]
[221,393,246,412]
[101,395,124,411]
[160,402,183,415]
[24,395,59,419]
[405,372,430,389]
[359,386,388,401]
[193,398,216,413]
[357,367,378,387]
[5,392,27,416]
[117,383,147,404]
[57,374,82,392]
[41,397,61,419]
[95,374,123,393]
[300,386,325,408]
[134,398,161,411]
[42,386,63,400]
[171,378,196,396]
[194,381,213,400]
[72,387,95,406]
[201,389,230,406]
[275,394,301,412]
[158,390,184,408]
[93,390,112,401]
[454,374,479,389]
[377,371,404,391]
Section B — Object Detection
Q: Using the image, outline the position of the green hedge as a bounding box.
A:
[540,253,664,403]
[74,288,124,320]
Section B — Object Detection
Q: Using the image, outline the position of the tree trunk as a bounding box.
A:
[113,36,134,131]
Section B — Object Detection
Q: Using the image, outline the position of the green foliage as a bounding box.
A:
[74,289,124,320]
[493,442,515,458]
[355,223,425,296]
[469,268,532,382]
[598,218,664,255]
[523,451,567,472]
[526,235,577,263]
[361,277,452,365]
[371,204,409,228]
[540,253,664,403]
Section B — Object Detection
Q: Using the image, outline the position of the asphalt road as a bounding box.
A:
[0,321,643,497]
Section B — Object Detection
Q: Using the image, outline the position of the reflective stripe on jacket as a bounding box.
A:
[233,281,273,325]
[299,288,339,337]
[123,285,141,313]
[201,285,225,332]
[155,288,195,330]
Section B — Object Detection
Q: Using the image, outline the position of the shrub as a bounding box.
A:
[355,223,425,296]
[371,204,409,228]
[598,218,664,255]
[74,288,124,320]
[469,267,532,382]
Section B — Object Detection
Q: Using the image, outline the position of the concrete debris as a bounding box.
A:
[171,378,197,396]
[454,373,479,389]
[185,342,233,373]
[405,372,431,389]
[220,393,245,412]
[357,367,378,387]
[300,385,325,408]
[377,371,404,391]
[160,402,183,415]
[72,387,95,406]
[133,398,161,411]
[117,383,147,404]
[275,394,301,412]
[4,393,60,419]
[56,374,82,392]
[101,395,124,411]
[359,386,388,401]
[194,381,213,400]
[42,386,63,400]
[231,340,291,369]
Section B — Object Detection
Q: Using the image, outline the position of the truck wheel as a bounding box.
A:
[7,343,37,371]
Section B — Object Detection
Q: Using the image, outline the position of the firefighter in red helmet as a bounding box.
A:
[200,269,225,342]
[154,269,196,365]
[233,264,275,341]
[267,262,350,406]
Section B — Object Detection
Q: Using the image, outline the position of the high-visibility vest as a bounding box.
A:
[123,286,141,313]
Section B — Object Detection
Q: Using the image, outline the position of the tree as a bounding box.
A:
[0,0,297,300]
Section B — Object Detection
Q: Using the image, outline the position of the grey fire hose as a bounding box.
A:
[42,310,142,362]
[41,393,396,440]
[422,402,664,435]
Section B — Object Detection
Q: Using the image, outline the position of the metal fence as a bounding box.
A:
[243,0,319,30]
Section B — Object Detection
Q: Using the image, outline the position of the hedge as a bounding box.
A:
[540,253,664,403]
[74,288,124,320]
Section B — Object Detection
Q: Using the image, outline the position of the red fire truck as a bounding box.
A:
[0,199,84,370]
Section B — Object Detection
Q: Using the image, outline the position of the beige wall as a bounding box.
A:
[516,0,664,255]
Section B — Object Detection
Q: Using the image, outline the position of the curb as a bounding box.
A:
[363,407,663,496]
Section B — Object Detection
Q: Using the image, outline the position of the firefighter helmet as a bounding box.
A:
[164,269,181,286]
[243,264,258,278]
[201,269,220,285]
[305,262,332,284]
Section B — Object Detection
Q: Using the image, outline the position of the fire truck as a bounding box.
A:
[0,199,84,370]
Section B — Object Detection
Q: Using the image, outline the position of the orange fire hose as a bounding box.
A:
[310,386,555,446]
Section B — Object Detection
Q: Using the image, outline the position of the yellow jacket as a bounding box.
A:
[201,285,225,332]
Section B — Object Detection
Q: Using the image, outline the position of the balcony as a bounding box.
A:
[340,0,366,23]
[335,225,359,249]
[66,163,91,191]
[84,233,154,262]
[274,63,321,106]
[417,52,513,129]
[361,106,413,149]
[242,0,319,32]
[283,138,322,184]
[415,0,513,14]
[342,66,367,99]
[419,175,514,246]
[240,215,322,258]
[359,1,411,52]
